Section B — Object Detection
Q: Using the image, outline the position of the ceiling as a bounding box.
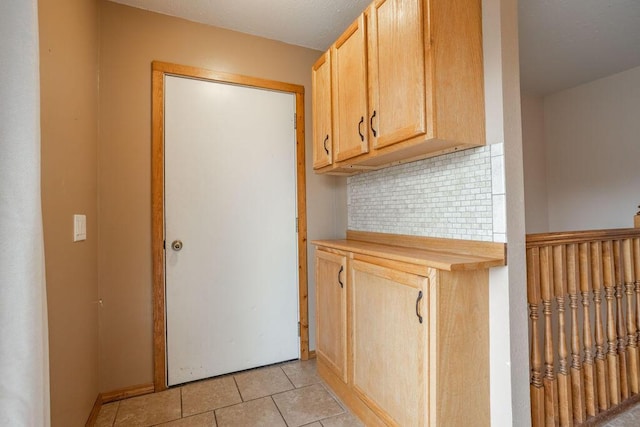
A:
[110,0,640,96]
[519,0,640,95]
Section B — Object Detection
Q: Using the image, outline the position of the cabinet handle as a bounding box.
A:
[323,135,329,155]
[338,265,344,288]
[416,290,423,324]
[358,116,364,142]
[370,110,377,137]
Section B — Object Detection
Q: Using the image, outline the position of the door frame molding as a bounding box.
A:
[151,61,309,391]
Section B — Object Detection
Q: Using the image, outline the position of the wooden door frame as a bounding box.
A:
[151,61,309,391]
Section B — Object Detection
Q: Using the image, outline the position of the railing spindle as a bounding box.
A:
[541,245,559,425]
[623,238,638,395]
[603,241,621,405]
[613,240,630,400]
[579,242,597,417]
[566,244,585,423]
[591,241,610,411]
[634,239,640,376]
[527,247,544,427]
[553,245,574,426]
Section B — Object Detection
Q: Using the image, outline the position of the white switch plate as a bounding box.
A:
[74,214,86,242]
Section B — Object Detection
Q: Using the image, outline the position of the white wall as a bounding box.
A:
[521,93,549,233]
[544,65,640,231]
[0,1,50,425]
[483,0,529,424]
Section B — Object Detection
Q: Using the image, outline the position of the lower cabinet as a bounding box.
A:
[315,248,491,427]
[315,249,348,383]
[351,259,427,426]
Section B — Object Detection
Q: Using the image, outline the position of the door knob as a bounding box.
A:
[171,240,183,251]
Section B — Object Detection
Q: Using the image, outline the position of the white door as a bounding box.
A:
[164,75,299,386]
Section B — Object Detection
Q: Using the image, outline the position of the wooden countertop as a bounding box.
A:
[313,230,506,271]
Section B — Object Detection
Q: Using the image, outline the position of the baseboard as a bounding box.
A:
[309,350,316,359]
[85,383,155,425]
[85,394,102,427]
[101,383,155,404]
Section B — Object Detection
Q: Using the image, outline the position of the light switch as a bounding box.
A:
[74,214,86,242]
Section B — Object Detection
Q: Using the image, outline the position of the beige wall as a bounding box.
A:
[98,1,346,392]
[39,0,100,425]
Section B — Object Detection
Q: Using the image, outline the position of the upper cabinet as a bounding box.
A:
[312,51,332,169]
[312,0,485,175]
[331,15,369,163]
[367,0,427,150]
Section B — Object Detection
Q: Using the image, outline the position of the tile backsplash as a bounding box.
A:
[347,143,505,242]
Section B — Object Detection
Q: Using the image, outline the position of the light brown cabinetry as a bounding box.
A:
[312,51,333,169]
[351,259,427,426]
[313,232,505,426]
[367,0,427,150]
[315,249,348,383]
[312,0,485,175]
[331,14,369,163]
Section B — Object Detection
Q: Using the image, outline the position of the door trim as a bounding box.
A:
[151,61,309,391]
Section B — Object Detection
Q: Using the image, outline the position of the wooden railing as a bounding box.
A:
[527,228,640,426]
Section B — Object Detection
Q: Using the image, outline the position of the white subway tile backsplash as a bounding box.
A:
[347,143,505,242]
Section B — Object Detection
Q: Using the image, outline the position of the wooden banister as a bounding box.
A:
[591,241,610,412]
[579,242,597,417]
[527,229,640,425]
[527,247,544,427]
[623,239,638,395]
[567,244,586,423]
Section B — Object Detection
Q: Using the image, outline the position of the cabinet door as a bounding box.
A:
[312,51,333,169]
[351,259,427,427]
[315,250,348,382]
[332,14,369,162]
[368,0,427,149]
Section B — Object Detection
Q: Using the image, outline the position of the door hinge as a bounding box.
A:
[163,240,166,250]
[298,321,301,337]
[296,217,299,233]
[294,113,297,129]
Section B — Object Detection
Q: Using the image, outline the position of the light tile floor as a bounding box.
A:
[94,359,364,427]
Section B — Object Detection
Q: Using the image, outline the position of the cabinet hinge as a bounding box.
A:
[298,321,301,337]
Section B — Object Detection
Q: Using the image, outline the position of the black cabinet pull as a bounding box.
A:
[358,116,364,141]
[323,135,329,155]
[370,110,377,137]
[416,290,423,323]
[338,265,344,288]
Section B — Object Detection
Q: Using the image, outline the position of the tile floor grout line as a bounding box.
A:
[232,373,244,402]
[271,382,313,398]
[269,395,291,427]
[317,381,348,413]
[111,400,121,427]
[278,365,296,390]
